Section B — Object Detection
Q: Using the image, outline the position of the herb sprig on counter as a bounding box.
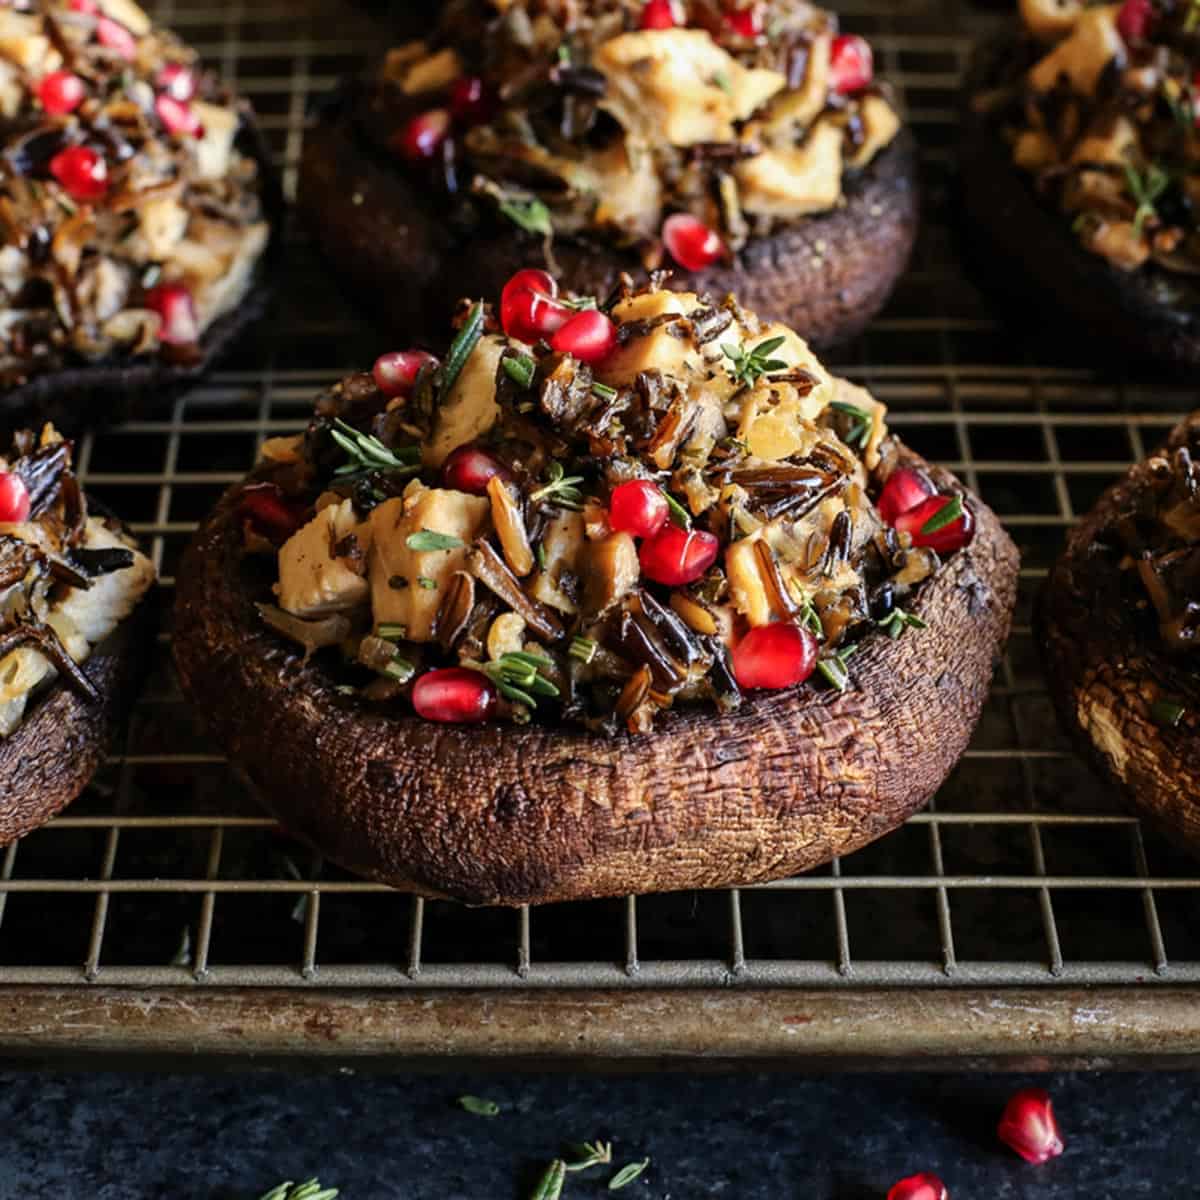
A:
[258,1180,338,1200]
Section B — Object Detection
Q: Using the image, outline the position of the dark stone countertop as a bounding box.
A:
[0,1068,1193,1198]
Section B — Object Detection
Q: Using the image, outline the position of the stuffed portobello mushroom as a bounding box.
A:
[1040,413,1200,853]
[299,0,919,350]
[174,274,1017,906]
[0,0,280,428]
[0,425,155,843]
[963,0,1200,369]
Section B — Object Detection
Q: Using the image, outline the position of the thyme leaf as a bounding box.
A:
[406,530,466,552]
[500,196,553,238]
[329,419,419,477]
[721,335,789,389]
[458,1095,501,1117]
[531,1159,567,1200]
[531,461,586,510]
[258,1180,338,1200]
[609,1159,650,1190]
[919,494,963,536]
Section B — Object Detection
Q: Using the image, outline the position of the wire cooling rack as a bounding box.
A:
[3,0,1200,1064]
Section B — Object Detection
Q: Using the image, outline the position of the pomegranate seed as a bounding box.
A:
[1117,0,1154,40]
[143,283,199,345]
[155,93,203,137]
[449,75,493,125]
[413,667,497,724]
[639,525,719,586]
[157,62,197,102]
[894,493,976,554]
[876,466,935,525]
[640,0,682,29]
[373,349,438,398]
[69,0,98,12]
[37,70,85,116]
[888,1173,948,1200]
[662,213,724,272]
[239,483,306,544]
[0,472,31,525]
[96,16,137,61]
[830,34,874,94]
[440,444,510,495]
[549,309,618,365]
[732,622,818,690]
[49,145,108,202]
[610,480,670,539]
[723,3,762,38]
[395,108,451,164]
[500,268,572,343]
[997,1088,1065,1165]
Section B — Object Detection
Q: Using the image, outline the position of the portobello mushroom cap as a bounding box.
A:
[297,97,919,352]
[1038,413,1200,850]
[960,37,1200,372]
[173,448,1017,907]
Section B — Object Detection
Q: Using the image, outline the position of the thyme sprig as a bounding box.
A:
[566,1140,613,1172]
[609,1159,651,1190]
[1123,160,1170,236]
[258,1180,338,1200]
[721,335,788,389]
[531,461,586,510]
[877,607,928,640]
[484,651,561,708]
[829,399,873,449]
[329,419,419,478]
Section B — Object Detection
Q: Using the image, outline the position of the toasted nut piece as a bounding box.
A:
[487,612,526,661]
[488,476,535,577]
[670,590,718,636]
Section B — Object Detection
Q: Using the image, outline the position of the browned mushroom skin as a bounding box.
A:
[298,100,919,351]
[1039,413,1200,851]
[173,448,1017,907]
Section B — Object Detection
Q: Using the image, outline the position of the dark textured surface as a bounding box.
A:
[0,1067,1195,1198]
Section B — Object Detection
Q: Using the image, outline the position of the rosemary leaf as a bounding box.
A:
[406,530,466,552]
[531,1159,567,1200]
[919,494,963,536]
[664,491,692,530]
[816,657,849,692]
[457,1095,501,1117]
[829,399,872,449]
[377,623,408,641]
[384,656,416,684]
[569,636,598,664]
[592,381,618,400]
[504,354,537,389]
[439,301,485,402]
[609,1159,650,1190]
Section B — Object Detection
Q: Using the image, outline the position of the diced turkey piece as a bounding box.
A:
[1020,0,1084,42]
[132,196,189,260]
[100,0,151,35]
[367,484,490,642]
[529,508,586,615]
[751,33,832,144]
[735,120,844,218]
[595,30,785,147]
[1028,6,1124,97]
[0,12,56,75]
[191,102,240,182]
[598,289,710,389]
[425,334,507,467]
[276,498,371,619]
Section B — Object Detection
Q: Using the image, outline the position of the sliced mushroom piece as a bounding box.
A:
[581,531,639,623]
[433,570,476,651]
[256,602,351,661]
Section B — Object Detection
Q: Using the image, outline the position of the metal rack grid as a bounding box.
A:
[3,0,1200,1058]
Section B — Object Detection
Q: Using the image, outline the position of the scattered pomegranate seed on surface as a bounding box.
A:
[413,668,497,724]
[395,108,451,164]
[96,16,137,61]
[723,3,763,38]
[155,93,203,137]
[449,76,492,125]
[0,472,31,525]
[998,1088,1065,1165]
[876,466,935,525]
[894,493,976,554]
[500,268,572,342]
[372,349,438,398]
[550,309,618,365]
[37,70,85,116]
[640,0,682,29]
[638,525,719,586]
[144,283,199,345]
[662,213,724,272]
[732,622,818,690]
[49,145,108,201]
[609,480,670,539]
[1116,0,1154,40]
[441,445,510,495]
[157,62,197,102]
[239,483,306,544]
[830,34,874,94]
[887,1172,949,1200]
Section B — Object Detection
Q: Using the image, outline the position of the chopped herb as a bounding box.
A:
[484,652,561,708]
[721,335,789,389]
[536,541,547,570]
[569,636,598,665]
[1151,699,1186,728]
[1123,160,1170,237]
[439,301,485,402]
[504,353,537,389]
[919,494,964,536]
[566,1140,613,1172]
[531,461,586,510]
[258,1181,338,1200]
[557,43,572,64]
[798,599,823,638]
[329,419,420,478]
[816,656,850,692]
[830,399,873,449]
[500,196,554,239]
[713,70,732,94]
[592,381,618,400]
[876,607,928,640]
[384,656,416,684]
[664,491,692,529]
[406,530,466,552]
[377,623,408,641]
[609,1159,650,1190]
[531,1160,567,1200]
[457,1095,501,1117]
[417,576,438,590]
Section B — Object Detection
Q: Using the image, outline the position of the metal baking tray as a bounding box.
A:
[3,0,1199,1068]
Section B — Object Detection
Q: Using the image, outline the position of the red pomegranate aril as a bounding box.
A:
[997,1088,1065,1165]
[887,1173,949,1200]
[877,466,935,525]
[396,108,451,164]
[500,268,572,342]
[0,472,31,525]
[38,70,86,116]
[640,0,681,29]
[662,213,723,272]
[239,483,305,544]
[830,34,874,94]
[610,479,670,539]
[895,493,976,554]
[1117,0,1154,40]
[732,623,818,690]
[49,145,108,202]
[69,0,99,11]
[144,283,199,345]
[441,444,510,495]
[157,62,197,102]
[449,75,492,125]
[639,525,719,586]
[96,16,137,61]
[413,668,497,724]
[373,349,438,398]
[155,93,203,137]
[550,309,618,365]
[723,4,762,38]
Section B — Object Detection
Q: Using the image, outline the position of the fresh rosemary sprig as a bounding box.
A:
[484,651,561,708]
[829,399,873,449]
[377,623,408,641]
[329,419,419,478]
[504,353,537,389]
[530,1159,567,1200]
[1123,160,1170,236]
[1151,698,1186,728]
[592,381,618,400]
[458,1095,501,1117]
[531,461,586,510]
[721,335,788,389]
[569,636,598,664]
[406,530,466,552]
[608,1159,650,1190]
[664,491,691,529]
[919,495,963,536]
[258,1180,338,1200]
[876,607,928,640]
[566,1140,613,1172]
[439,301,485,401]
[500,196,553,239]
[384,656,416,683]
